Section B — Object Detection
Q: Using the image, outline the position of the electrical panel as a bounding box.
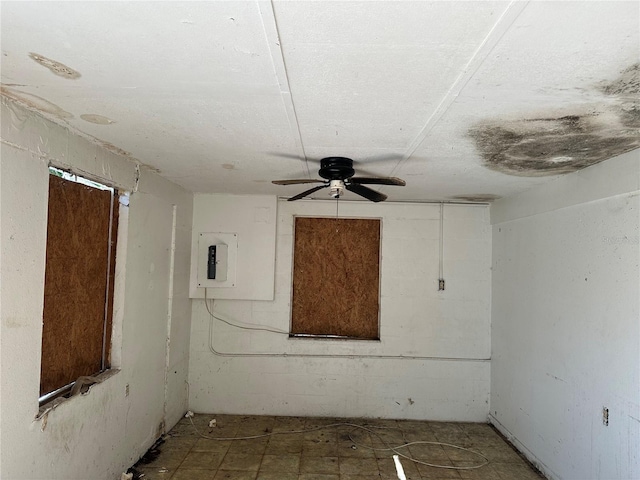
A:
[189,194,277,300]
[197,233,235,288]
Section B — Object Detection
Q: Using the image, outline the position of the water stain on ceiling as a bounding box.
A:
[29,52,81,80]
[450,194,502,203]
[469,63,640,177]
[80,114,115,125]
[0,85,73,119]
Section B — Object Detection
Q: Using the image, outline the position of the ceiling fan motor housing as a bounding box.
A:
[319,157,355,180]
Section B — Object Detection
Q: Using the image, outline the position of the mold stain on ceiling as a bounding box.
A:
[469,63,640,177]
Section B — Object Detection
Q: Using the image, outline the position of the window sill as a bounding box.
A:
[288,334,381,342]
[37,369,120,419]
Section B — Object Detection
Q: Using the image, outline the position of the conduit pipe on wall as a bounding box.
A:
[205,302,489,362]
[438,202,445,291]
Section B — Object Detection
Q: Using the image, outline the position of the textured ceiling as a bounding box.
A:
[1,1,638,203]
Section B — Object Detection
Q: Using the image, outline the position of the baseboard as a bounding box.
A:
[488,414,559,480]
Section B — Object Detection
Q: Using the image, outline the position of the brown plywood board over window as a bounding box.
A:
[291,217,380,339]
[40,175,117,396]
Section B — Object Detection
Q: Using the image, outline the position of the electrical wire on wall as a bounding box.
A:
[438,202,445,291]
[204,289,288,334]
[202,293,489,362]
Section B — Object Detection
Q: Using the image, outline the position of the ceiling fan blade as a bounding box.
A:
[345,183,387,202]
[288,184,328,201]
[272,179,324,185]
[350,177,406,186]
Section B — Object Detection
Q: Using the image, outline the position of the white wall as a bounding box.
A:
[490,150,640,480]
[189,197,492,421]
[0,97,193,480]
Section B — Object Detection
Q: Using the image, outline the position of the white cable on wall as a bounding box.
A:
[203,297,489,362]
[438,202,445,291]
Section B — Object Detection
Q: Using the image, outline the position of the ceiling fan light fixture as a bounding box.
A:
[329,179,344,199]
[272,156,405,202]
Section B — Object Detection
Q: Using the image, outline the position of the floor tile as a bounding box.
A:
[132,414,543,480]
[416,459,462,479]
[303,441,339,456]
[298,475,340,480]
[180,451,224,470]
[213,471,258,480]
[477,446,524,463]
[339,475,382,480]
[304,429,337,443]
[403,430,439,443]
[227,438,269,455]
[492,462,544,479]
[172,469,218,480]
[265,438,304,454]
[219,453,263,471]
[337,441,376,458]
[466,433,506,447]
[300,456,339,474]
[162,434,199,450]
[169,422,200,436]
[371,443,399,459]
[134,467,174,480]
[273,416,306,431]
[434,432,473,448]
[259,454,301,473]
[456,462,503,479]
[445,445,485,462]
[256,472,298,480]
[192,438,233,453]
[338,457,379,475]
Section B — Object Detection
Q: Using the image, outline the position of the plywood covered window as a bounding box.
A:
[40,169,119,402]
[291,217,380,340]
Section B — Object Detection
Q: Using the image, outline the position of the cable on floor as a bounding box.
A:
[183,413,489,470]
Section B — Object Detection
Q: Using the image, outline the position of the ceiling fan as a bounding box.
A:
[272,157,406,202]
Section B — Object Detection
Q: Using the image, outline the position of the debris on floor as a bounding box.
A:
[137,437,165,465]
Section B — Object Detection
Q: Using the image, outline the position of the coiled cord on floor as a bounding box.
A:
[184,415,489,470]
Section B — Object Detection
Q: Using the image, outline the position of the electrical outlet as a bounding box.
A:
[602,406,609,426]
[125,384,130,397]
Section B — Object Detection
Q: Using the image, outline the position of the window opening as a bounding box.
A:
[39,167,119,405]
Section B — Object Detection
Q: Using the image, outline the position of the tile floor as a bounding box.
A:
[132,414,544,480]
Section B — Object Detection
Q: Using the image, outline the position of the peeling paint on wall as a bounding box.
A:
[469,64,640,177]
[28,52,81,80]
[100,142,130,158]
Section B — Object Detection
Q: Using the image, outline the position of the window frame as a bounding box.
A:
[289,215,382,341]
[38,167,121,406]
